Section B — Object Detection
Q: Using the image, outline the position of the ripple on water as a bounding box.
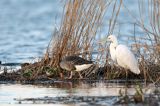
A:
[0,82,159,105]
[0,0,63,63]
[0,0,147,63]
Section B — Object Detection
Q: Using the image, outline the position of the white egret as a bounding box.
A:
[107,35,140,76]
[60,56,93,79]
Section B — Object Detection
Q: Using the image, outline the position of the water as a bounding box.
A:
[0,0,63,63]
[0,0,146,64]
[0,1,159,106]
[0,82,159,105]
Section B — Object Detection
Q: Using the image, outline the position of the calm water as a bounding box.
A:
[0,0,63,63]
[0,82,158,105]
[0,0,145,63]
[0,1,157,106]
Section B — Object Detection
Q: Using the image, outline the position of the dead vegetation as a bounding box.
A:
[47,0,107,66]
[7,0,159,83]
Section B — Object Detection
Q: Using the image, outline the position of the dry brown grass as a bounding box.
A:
[44,0,108,68]
[135,0,160,83]
[137,0,160,60]
[18,0,160,83]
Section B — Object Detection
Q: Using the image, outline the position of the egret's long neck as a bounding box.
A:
[111,38,118,48]
[109,43,116,62]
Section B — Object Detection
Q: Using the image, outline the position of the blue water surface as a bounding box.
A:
[0,0,145,63]
[0,0,63,63]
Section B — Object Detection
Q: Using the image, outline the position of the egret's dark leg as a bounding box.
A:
[78,72,83,79]
[125,69,128,82]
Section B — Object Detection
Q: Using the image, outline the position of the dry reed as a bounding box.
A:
[18,0,160,83]
[136,0,160,83]
[45,0,108,67]
[119,0,160,83]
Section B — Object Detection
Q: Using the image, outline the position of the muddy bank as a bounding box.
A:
[0,61,160,85]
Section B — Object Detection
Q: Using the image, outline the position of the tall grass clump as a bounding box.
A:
[100,0,160,82]
[138,0,160,83]
[20,0,123,80]
[45,0,108,67]
[138,0,160,61]
[18,0,159,82]
[132,0,160,83]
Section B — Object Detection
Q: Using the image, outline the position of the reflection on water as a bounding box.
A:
[0,81,158,105]
[0,1,158,105]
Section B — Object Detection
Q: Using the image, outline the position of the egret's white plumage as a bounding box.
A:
[107,35,140,74]
[109,42,117,62]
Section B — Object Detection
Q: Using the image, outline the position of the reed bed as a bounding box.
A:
[47,0,107,66]
[17,0,160,83]
[133,0,160,83]
[19,0,108,80]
